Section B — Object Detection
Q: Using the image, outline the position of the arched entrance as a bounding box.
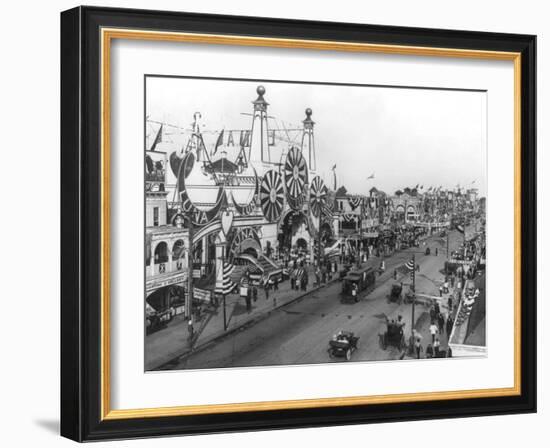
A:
[242,246,259,258]
[228,227,262,260]
[296,238,308,250]
[146,284,183,312]
[154,241,168,274]
[278,210,309,252]
[320,221,333,246]
[172,239,185,271]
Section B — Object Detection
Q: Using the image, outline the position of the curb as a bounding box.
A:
[159,277,341,369]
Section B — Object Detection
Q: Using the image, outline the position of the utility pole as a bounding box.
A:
[411,253,416,338]
[185,215,194,341]
[357,198,363,268]
[446,232,449,276]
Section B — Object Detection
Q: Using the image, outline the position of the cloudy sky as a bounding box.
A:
[146,76,487,197]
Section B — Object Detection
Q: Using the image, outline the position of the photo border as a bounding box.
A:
[60,6,536,441]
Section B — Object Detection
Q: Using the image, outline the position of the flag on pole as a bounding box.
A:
[367,172,375,180]
[213,129,224,155]
[331,164,337,190]
[215,260,236,295]
[405,257,415,280]
[150,124,163,151]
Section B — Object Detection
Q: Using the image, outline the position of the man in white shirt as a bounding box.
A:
[429,322,439,344]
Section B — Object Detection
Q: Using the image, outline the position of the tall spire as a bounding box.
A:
[301,108,316,172]
[248,85,270,165]
[190,111,206,161]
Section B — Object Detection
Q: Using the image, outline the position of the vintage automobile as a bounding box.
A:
[388,283,403,303]
[380,320,406,350]
[425,247,431,255]
[328,330,360,361]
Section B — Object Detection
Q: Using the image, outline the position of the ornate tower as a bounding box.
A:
[301,108,316,172]
[248,85,271,165]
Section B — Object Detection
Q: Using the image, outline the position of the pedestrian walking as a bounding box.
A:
[252,286,258,302]
[446,314,454,336]
[437,312,445,334]
[435,247,438,256]
[426,343,434,358]
[429,305,436,323]
[264,284,270,301]
[434,301,440,315]
[393,269,397,280]
[429,321,439,344]
[273,277,279,291]
[447,295,453,311]
[245,290,252,313]
[434,338,441,356]
[439,285,443,297]
[187,319,194,342]
[415,338,423,359]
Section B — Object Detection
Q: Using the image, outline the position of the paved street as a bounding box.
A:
[163,229,467,370]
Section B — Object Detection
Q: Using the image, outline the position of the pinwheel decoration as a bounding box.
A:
[309,176,327,217]
[284,146,308,204]
[259,169,284,222]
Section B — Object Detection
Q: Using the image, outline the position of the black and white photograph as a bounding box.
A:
[144,77,487,371]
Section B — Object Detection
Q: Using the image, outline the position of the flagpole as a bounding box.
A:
[411,253,416,341]
[357,198,363,268]
[318,212,322,270]
[222,244,227,332]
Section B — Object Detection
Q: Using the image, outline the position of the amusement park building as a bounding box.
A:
[145,85,338,315]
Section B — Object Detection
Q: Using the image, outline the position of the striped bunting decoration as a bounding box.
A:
[405,258,415,280]
[348,197,362,210]
[215,261,236,295]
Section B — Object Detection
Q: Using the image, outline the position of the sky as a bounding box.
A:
[146,76,487,197]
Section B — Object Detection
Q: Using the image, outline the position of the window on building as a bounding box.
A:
[153,207,159,226]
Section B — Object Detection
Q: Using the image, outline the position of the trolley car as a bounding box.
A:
[341,266,376,303]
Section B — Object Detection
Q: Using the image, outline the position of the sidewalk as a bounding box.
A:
[379,246,456,359]
[145,265,339,370]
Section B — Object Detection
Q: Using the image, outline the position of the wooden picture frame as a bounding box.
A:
[61,6,536,441]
